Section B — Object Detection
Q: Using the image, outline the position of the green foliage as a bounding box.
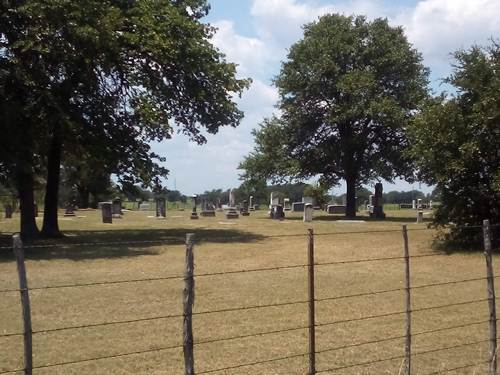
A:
[408,42,500,246]
[303,184,329,207]
[240,14,429,216]
[0,0,249,235]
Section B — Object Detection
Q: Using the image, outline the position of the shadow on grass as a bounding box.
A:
[0,228,265,263]
[284,214,430,224]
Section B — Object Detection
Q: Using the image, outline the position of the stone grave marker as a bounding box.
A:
[5,204,13,219]
[240,200,250,216]
[156,197,166,218]
[64,202,76,217]
[190,195,199,219]
[303,203,313,222]
[369,183,386,219]
[292,202,305,212]
[112,198,122,218]
[101,202,112,223]
[327,204,346,214]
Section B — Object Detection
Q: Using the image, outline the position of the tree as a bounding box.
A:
[303,184,329,208]
[1,0,249,238]
[240,15,429,217]
[408,42,500,246]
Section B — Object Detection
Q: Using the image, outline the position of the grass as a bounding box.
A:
[0,208,492,374]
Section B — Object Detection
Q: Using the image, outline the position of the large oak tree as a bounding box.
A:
[0,0,249,238]
[240,15,429,217]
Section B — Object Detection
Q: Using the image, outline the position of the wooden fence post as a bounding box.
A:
[402,225,411,375]
[483,219,497,375]
[183,233,195,375]
[13,234,33,375]
[308,229,316,375]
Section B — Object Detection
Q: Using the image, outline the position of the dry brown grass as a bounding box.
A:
[0,209,492,374]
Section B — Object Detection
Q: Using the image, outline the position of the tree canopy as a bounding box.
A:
[240,14,429,217]
[408,42,500,245]
[0,0,249,238]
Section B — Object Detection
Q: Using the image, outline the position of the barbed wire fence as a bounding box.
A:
[0,222,499,374]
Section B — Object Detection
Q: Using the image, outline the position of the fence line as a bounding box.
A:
[1,221,498,374]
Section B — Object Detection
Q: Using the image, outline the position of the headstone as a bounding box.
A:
[229,189,235,208]
[240,200,250,216]
[226,206,239,219]
[292,202,305,212]
[412,200,416,210]
[283,198,291,211]
[417,199,422,210]
[370,183,386,219]
[5,204,13,219]
[112,198,122,218]
[101,202,112,223]
[327,205,346,214]
[139,203,150,211]
[64,203,76,217]
[417,210,424,223]
[249,196,254,211]
[201,201,216,217]
[269,192,274,209]
[303,203,313,222]
[190,195,199,219]
[270,204,285,220]
[156,198,166,218]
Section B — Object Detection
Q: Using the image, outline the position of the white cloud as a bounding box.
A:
[212,20,272,78]
[397,0,500,80]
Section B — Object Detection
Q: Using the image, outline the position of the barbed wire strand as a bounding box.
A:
[25,299,308,336]
[31,343,183,371]
[196,352,309,374]
[315,319,490,356]
[425,360,489,375]
[316,298,490,328]
[316,275,498,303]
[316,338,488,373]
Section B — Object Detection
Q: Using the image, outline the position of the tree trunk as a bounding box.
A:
[345,175,357,218]
[16,165,39,239]
[77,184,90,208]
[41,128,63,238]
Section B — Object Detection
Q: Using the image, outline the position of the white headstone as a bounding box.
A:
[303,203,313,222]
[412,200,416,210]
[229,189,235,207]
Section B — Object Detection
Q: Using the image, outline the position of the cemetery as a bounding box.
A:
[1,1,499,374]
[0,203,497,374]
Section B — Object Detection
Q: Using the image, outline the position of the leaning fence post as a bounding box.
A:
[183,233,195,375]
[483,219,497,375]
[402,225,411,375]
[307,228,316,375]
[13,234,33,375]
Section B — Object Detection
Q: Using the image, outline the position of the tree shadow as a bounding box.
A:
[0,228,265,263]
[283,214,430,224]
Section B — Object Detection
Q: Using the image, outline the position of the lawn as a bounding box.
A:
[0,208,493,374]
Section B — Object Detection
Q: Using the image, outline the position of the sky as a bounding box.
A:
[151,0,500,196]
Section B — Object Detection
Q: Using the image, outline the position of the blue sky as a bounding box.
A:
[152,0,500,196]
